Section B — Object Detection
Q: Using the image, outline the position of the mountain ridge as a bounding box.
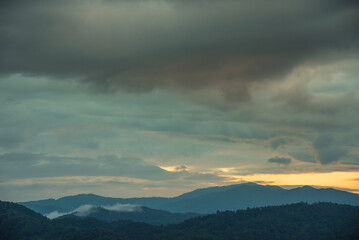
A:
[19,182,359,214]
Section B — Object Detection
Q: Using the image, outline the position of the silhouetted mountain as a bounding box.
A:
[21,193,170,214]
[56,205,199,225]
[20,183,359,214]
[20,194,125,214]
[159,183,359,213]
[1,201,359,240]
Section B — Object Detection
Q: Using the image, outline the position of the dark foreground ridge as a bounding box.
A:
[1,201,359,240]
[20,182,359,214]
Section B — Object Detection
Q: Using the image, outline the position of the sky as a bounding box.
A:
[0,0,359,201]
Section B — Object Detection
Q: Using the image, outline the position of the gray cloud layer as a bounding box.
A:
[268,157,291,165]
[1,0,358,100]
[1,1,359,201]
[0,152,171,179]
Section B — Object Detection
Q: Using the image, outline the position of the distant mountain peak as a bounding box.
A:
[241,182,260,186]
[301,185,316,189]
[292,185,317,191]
[58,193,101,199]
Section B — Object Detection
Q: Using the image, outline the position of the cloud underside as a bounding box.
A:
[0,0,359,201]
[1,0,358,100]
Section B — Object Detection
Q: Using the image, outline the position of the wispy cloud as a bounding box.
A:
[45,203,141,219]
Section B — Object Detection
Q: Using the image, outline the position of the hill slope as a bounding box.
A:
[0,201,52,240]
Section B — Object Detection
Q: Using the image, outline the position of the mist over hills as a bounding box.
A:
[1,200,359,240]
[47,204,199,225]
[20,182,359,215]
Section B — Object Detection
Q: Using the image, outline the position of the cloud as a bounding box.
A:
[0,152,43,162]
[313,134,348,164]
[269,138,286,149]
[102,203,141,212]
[274,77,359,116]
[72,204,96,217]
[1,0,358,100]
[268,157,291,165]
[79,141,99,150]
[183,172,226,182]
[45,203,140,219]
[174,165,187,172]
[289,151,316,163]
[0,30,358,202]
[0,131,24,149]
[0,152,175,180]
[45,211,67,219]
[45,207,90,220]
[202,136,236,143]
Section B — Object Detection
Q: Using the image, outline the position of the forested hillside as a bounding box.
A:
[1,201,359,240]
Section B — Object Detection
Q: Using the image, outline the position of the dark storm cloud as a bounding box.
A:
[268,157,291,165]
[0,0,358,99]
[313,134,348,164]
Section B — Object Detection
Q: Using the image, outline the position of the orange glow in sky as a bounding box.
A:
[223,171,359,193]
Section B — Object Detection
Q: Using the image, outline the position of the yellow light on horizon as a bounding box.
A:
[222,171,359,193]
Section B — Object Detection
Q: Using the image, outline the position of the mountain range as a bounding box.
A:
[20,182,359,215]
